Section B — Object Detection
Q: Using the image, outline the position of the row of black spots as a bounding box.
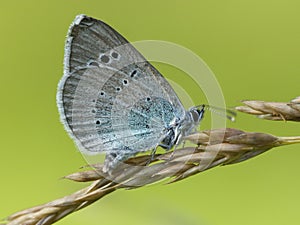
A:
[97,51,120,65]
[88,72,125,117]
[119,63,145,80]
[110,73,129,89]
[86,45,110,67]
[102,78,128,95]
[104,70,130,95]
[91,99,97,114]
[102,82,119,98]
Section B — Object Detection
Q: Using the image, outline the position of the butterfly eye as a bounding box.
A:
[190,108,204,123]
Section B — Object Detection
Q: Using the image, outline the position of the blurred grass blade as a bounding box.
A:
[1,128,300,225]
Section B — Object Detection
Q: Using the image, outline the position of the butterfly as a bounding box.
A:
[57,15,205,172]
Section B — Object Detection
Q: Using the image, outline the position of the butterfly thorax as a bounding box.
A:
[159,105,205,150]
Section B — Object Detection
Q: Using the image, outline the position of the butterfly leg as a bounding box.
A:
[145,147,157,166]
[150,147,157,161]
[168,133,185,161]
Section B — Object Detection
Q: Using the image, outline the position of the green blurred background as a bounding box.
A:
[1,1,300,225]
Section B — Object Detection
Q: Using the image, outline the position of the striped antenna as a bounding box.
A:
[204,105,236,122]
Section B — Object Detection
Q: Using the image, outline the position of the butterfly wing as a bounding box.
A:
[57,15,185,161]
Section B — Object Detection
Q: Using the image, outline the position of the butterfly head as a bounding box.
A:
[188,104,205,124]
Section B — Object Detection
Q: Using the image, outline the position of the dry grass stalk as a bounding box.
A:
[1,128,300,225]
[235,96,300,121]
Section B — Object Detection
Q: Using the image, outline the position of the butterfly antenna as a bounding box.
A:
[205,105,236,122]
